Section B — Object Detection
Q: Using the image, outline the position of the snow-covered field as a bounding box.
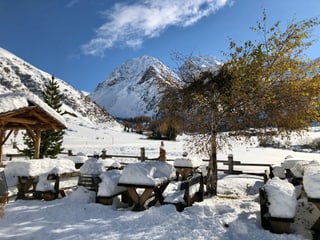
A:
[1,115,320,240]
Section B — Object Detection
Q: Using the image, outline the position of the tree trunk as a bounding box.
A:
[206,132,218,196]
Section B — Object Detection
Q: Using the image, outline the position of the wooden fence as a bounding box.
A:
[215,154,272,176]
[66,149,271,176]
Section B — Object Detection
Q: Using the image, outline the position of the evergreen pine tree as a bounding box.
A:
[22,76,64,158]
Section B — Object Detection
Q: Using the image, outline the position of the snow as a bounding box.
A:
[2,114,320,239]
[163,181,185,203]
[36,172,55,191]
[4,158,76,177]
[65,152,88,164]
[174,156,202,168]
[79,158,105,175]
[97,170,126,197]
[263,177,297,218]
[303,164,320,199]
[118,160,176,186]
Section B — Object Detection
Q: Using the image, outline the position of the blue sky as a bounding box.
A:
[0,0,319,92]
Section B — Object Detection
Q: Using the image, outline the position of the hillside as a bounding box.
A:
[0,48,117,127]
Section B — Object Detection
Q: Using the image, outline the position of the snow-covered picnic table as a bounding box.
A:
[4,159,79,200]
[261,157,320,236]
[118,160,176,211]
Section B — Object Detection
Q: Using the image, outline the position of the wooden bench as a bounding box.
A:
[31,172,80,201]
[259,188,295,234]
[16,176,39,200]
[165,173,204,212]
[77,174,100,192]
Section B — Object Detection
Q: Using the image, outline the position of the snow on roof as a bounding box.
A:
[0,92,66,127]
[118,160,176,186]
[264,177,297,218]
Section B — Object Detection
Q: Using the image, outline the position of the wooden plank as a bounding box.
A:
[118,183,156,188]
[127,187,140,204]
[223,161,241,165]
[236,163,272,167]
[8,117,38,125]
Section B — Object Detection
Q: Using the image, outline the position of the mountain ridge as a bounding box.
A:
[0,47,222,121]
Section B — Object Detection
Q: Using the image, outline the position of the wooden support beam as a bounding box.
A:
[24,125,36,142]
[0,107,35,120]
[0,129,14,164]
[2,129,13,146]
[8,117,38,125]
[0,129,3,164]
[34,128,41,159]
[30,109,56,129]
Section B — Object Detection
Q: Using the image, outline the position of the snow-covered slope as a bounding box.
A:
[0,47,118,128]
[178,55,222,82]
[90,56,183,119]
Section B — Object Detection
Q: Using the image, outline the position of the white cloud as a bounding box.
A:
[82,0,231,56]
[66,0,80,8]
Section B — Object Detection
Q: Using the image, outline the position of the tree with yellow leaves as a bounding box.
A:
[163,12,320,195]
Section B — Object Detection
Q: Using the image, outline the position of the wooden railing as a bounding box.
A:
[65,149,271,176]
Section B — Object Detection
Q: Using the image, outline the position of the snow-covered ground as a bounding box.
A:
[1,115,320,240]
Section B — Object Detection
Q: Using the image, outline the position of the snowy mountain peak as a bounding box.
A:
[90,56,182,119]
[178,55,222,82]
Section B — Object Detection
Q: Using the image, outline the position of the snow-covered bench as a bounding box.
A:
[4,158,78,200]
[259,177,297,234]
[34,171,80,201]
[164,173,204,212]
[174,156,202,180]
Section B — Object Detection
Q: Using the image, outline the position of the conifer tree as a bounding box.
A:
[22,76,64,158]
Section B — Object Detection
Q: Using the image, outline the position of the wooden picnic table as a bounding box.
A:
[262,159,320,237]
[117,160,176,211]
[118,181,170,211]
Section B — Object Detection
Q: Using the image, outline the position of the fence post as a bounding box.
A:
[228,154,234,173]
[101,149,107,159]
[140,148,146,161]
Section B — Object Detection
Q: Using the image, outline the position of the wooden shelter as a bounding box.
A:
[0,93,66,163]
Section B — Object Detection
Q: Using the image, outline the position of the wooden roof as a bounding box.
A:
[0,106,66,131]
[0,93,66,131]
